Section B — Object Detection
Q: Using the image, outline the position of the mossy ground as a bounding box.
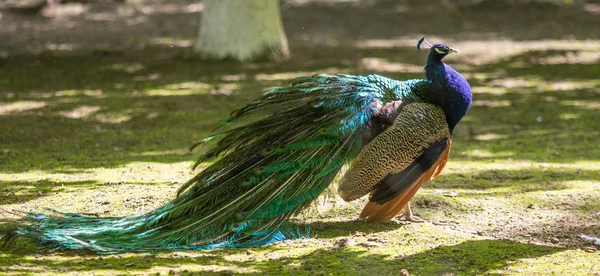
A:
[1,0,599,275]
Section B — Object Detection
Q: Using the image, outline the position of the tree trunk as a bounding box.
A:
[193,0,290,62]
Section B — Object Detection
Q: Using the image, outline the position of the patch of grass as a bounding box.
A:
[1,4,600,274]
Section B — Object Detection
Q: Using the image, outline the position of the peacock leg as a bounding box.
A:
[399,201,424,223]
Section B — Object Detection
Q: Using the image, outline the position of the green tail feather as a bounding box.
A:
[1,74,412,253]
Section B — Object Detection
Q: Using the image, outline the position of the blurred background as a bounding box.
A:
[0,0,599,274]
[1,0,600,53]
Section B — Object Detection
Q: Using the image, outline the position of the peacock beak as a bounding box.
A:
[448,47,459,54]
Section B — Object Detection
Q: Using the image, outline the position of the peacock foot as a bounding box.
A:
[396,201,425,223]
[401,213,424,223]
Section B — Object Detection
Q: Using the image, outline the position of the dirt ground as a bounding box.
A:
[0,0,599,275]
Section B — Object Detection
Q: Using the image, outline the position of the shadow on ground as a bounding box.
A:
[0,239,563,275]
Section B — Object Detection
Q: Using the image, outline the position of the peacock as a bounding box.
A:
[0,37,472,253]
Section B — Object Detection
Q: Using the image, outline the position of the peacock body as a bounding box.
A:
[1,38,472,253]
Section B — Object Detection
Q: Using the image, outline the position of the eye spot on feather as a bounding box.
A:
[261,147,273,155]
[230,223,241,231]
[318,128,328,134]
[253,166,266,174]
[242,177,253,186]
[339,107,344,111]
[312,101,324,108]
[277,144,286,151]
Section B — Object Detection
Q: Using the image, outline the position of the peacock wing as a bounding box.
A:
[337,102,450,213]
[358,136,450,222]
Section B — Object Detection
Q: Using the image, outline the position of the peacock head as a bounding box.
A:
[417,37,458,60]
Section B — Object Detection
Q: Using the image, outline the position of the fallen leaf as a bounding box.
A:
[334,238,355,247]
[353,231,367,237]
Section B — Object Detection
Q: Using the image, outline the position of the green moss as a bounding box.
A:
[1,16,600,276]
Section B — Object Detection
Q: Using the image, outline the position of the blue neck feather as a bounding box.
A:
[424,53,472,133]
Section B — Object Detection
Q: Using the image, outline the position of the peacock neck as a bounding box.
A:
[424,55,472,133]
[425,55,445,90]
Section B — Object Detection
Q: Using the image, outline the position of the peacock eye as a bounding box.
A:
[434,47,445,54]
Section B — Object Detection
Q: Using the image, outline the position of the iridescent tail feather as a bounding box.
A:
[0,74,391,253]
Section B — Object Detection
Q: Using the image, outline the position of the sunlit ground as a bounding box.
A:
[1,0,599,275]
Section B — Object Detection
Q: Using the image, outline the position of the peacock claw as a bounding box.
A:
[395,212,424,223]
[396,202,425,223]
[402,213,424,223]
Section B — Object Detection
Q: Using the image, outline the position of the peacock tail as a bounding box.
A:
[1,74,426,253]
